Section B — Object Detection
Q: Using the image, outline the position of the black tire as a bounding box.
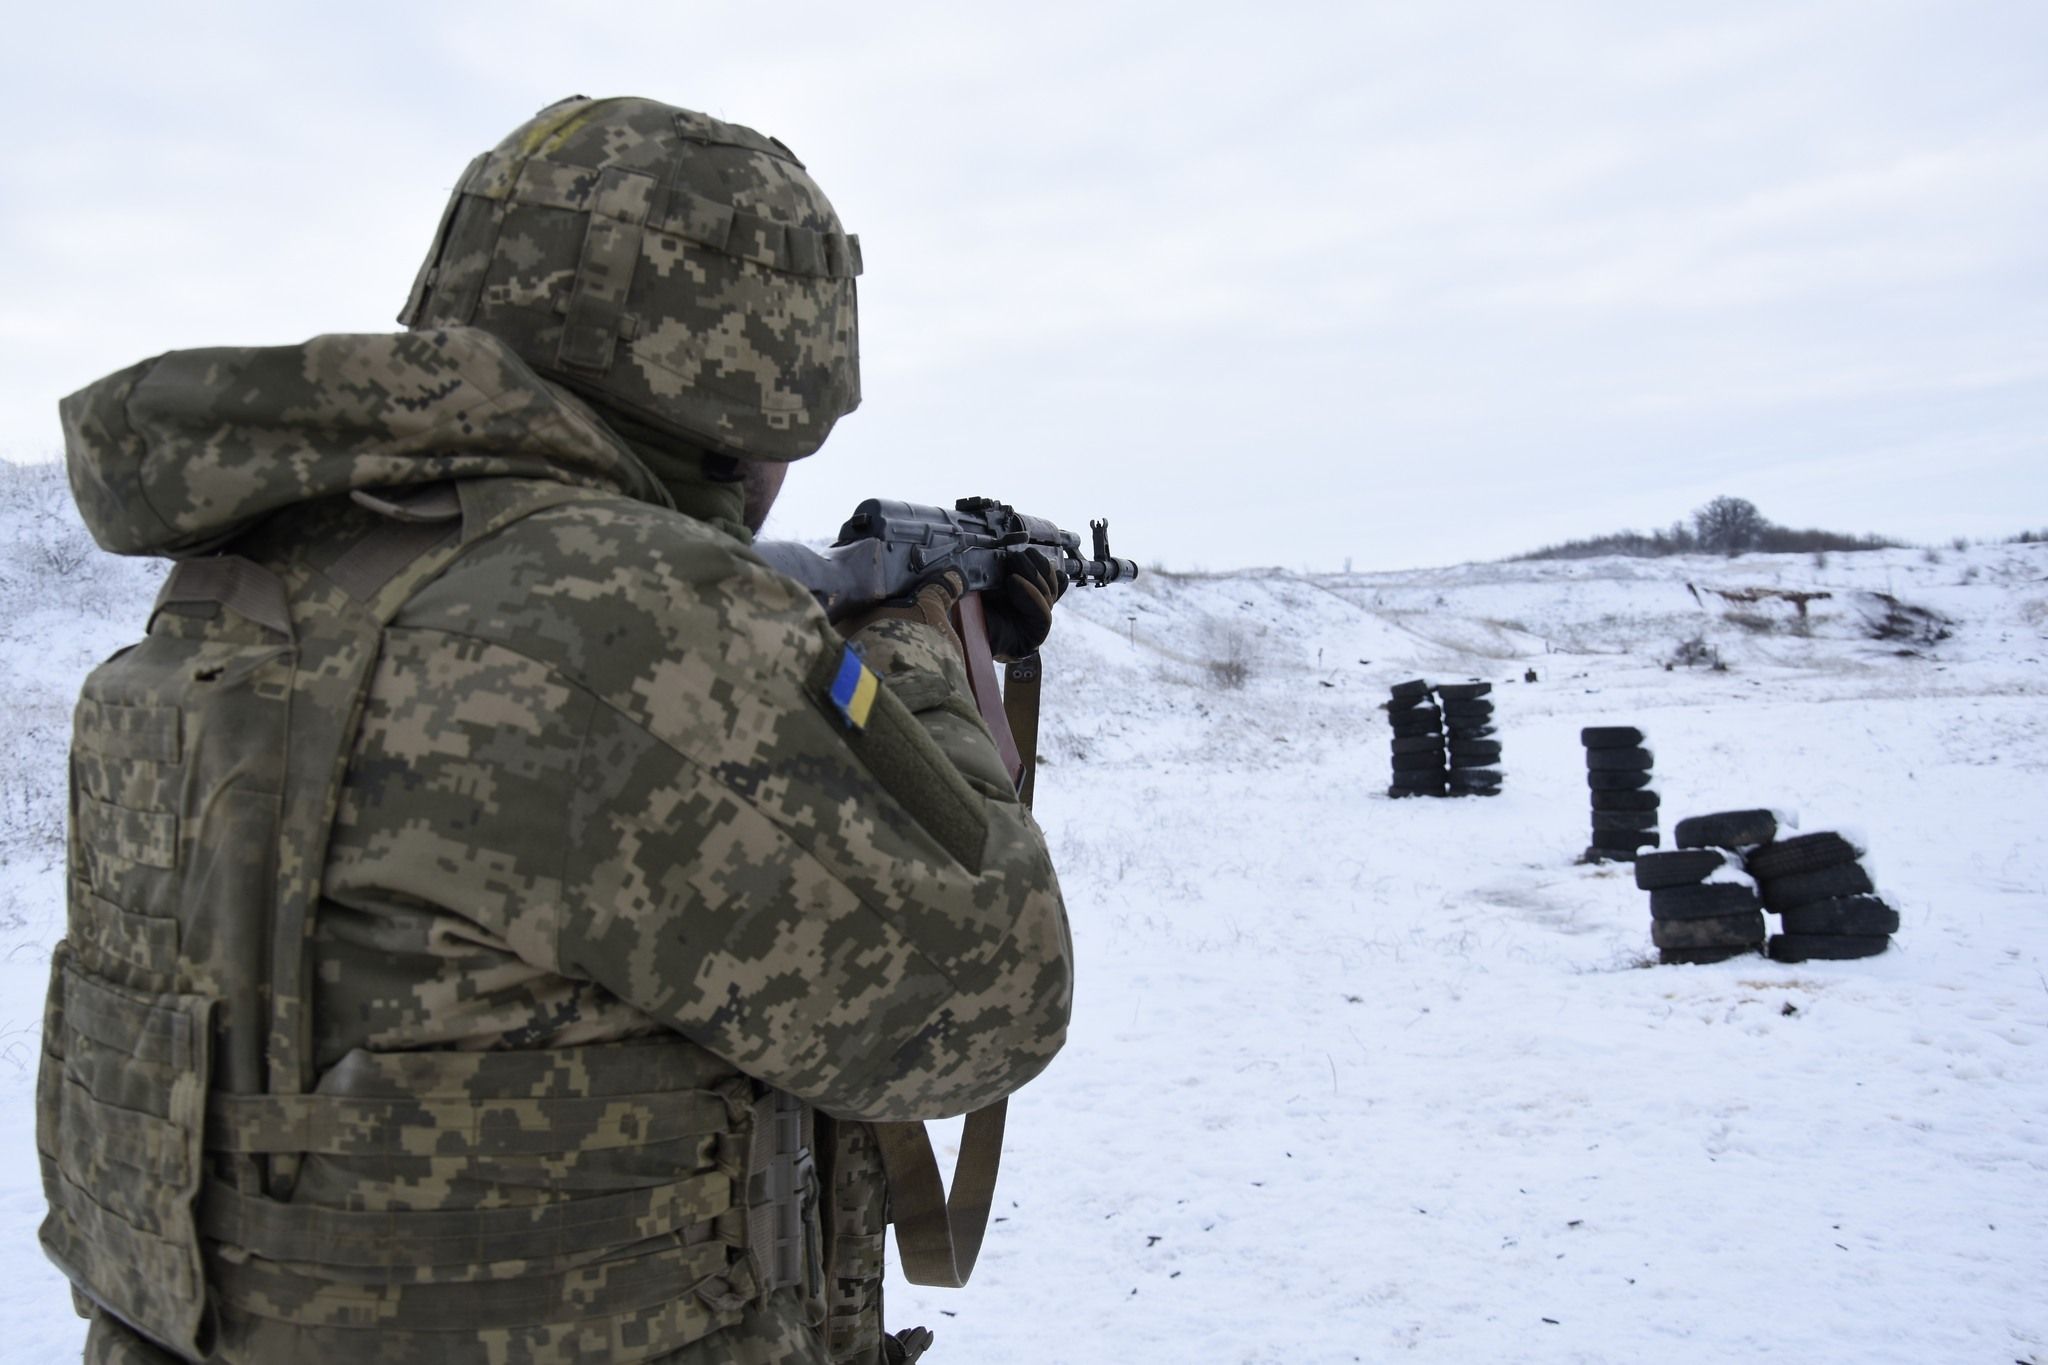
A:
[1587,768,1655,791]
[1649,882,1760,920]
[1441,700,1495,720]
[1592,808,1659,832]
[1391,734,1446,755]
[1391,753,1447,774]
[1590,830,1660,855]
[1581,725,1645,749]
[1434,682,1493,701]
[1449,741,1503,764]
[1760,861,1874,913]
[1660,945,1762,965]
[1768,933,1891,962]
[1389,679,1432,702]
[1389,705,1442,729]
[1673,809,1779,850]
[1391,742,1445,761]
[1652,911,1766,950]
[1745,831,1864,882]
[1633,849,1736,890]
[1391,721,1445,742]
[1387,783,1444,800]
[1779,896,1900,936]
[1591,789,1661,813]
[1448,771,1502,789]
[1587,747,1654,772]
[1444,722,1498,741]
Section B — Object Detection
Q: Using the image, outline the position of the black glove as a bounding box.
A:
[885,1327,935,1363]
[984,547,1064,662]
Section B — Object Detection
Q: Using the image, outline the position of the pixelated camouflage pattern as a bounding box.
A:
[325,487,1073,1120]
[84,1313,184,1364]
[47,332,1071,1362]
[402,95,861,463]
[818,1118,891,1362]
[60,328,671,559]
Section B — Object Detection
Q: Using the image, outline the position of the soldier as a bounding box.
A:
[39,96,1073,1364]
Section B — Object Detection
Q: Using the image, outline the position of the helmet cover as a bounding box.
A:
[401,96,861,461]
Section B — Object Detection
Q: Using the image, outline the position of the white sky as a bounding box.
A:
[2,0,2042,569]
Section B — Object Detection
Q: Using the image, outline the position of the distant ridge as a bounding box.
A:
[1511,495,1901,562]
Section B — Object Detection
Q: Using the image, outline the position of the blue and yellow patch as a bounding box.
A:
[827,645,879,730]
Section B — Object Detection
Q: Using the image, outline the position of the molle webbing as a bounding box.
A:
[191,1043,790,1351]
[208,1236,739,1332]
[204,1086,736,1156]
[38,952,215,1357]
[197,1169,730,1269]
[479,155,862,281]
[560,168,652,372]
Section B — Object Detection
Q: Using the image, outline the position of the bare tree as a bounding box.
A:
[1692,496,1767,556]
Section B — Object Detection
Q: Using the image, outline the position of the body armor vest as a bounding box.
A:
[37,479,873,1363]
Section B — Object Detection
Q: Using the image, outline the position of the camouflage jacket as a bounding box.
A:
[47,328,1073,1364]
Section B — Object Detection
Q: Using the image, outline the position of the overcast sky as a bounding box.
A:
[3,1,2041,569]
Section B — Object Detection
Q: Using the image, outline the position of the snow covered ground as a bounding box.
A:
[1,460,2043,1362]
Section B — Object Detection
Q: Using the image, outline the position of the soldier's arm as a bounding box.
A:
[548,552,1073,1123]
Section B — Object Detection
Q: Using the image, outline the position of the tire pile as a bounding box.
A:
[1635,809,1895,965]
[1582,726,1659,861]
[1438,683,1502,797]
[1750,829,1896,962]
[1386,679,1447,799]
[1386,680,1503,798]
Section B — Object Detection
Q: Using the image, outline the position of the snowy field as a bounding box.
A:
[1,459,2044,1363]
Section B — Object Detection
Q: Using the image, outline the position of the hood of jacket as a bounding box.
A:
[58,327,709,558]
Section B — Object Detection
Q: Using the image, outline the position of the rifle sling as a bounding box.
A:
[876,648,1045,1288]
[951,593,1024,785]
[1003,652,1042,808]
[871,1100,1008,1289]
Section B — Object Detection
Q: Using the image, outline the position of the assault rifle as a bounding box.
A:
[757,495,1137,798]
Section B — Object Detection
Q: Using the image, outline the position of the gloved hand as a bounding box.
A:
[835,551,1063,661]
[984,547,1064,662]
[884,1326,935,1363]
[834,569,965,643]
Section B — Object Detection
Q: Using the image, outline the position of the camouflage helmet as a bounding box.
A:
[400,95,861,462]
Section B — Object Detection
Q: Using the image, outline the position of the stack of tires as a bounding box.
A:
[1387,679,1447,798]
[1583,726,1659,861]
[1750,833,1895,962]
[1634,845,1765,964]
[1438,683,1502,796]
[1628,807,1898,966]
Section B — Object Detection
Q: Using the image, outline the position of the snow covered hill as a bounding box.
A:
[1,459,2043,1363]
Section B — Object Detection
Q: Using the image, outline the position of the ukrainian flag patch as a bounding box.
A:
[827,645,880,730]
